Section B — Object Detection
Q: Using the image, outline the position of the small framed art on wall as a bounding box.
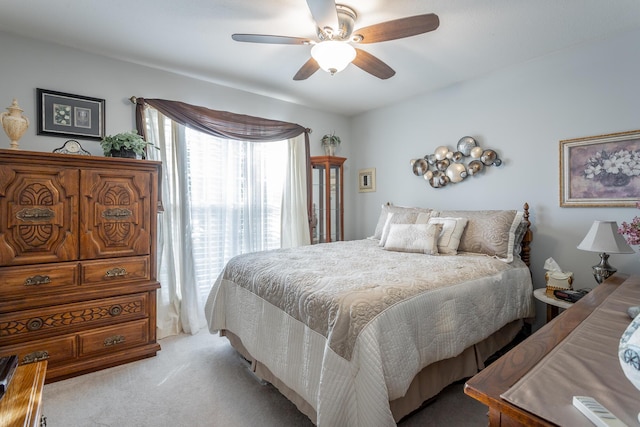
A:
[37,88,105,140]
[359,168,376,193]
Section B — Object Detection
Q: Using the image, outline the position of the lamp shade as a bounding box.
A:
[311,41,356,75]
[577,220,635,254]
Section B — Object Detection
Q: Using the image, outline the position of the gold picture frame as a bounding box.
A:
[560,129,640,207]
[359,168,376,193]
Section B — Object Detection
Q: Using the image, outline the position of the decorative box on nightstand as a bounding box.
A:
[544,270,573,297]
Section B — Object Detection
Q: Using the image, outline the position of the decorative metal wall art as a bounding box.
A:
[410,136,502,188]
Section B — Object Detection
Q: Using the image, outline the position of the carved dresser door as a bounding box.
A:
[79,169,152,259]
[0,165,79,266]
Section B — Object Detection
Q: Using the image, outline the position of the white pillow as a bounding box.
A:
[372,204,433,240]
[415,211,435,224]
[379,211,419,246]
[427,217,469,255]
[383,223,442,255]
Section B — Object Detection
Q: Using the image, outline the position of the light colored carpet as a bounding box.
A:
[42,330,488,426]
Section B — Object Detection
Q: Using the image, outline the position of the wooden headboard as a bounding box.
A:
[521,202,532,268]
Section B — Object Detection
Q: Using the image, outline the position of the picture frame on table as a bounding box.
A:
[37,89,105,140]
[560,129,640,207]
[358,168,376,193]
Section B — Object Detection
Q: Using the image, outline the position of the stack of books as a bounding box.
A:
[0,355,18,400]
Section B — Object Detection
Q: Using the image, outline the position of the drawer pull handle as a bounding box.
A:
[109,305,123,316]
[24,275,51,286]
[105,267,127,278]
[27,318,43,331]
[104,335,126,347]
[102,208,132,220]
[16,207,55,222]
[22,350,49,364]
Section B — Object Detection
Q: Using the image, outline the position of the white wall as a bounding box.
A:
[351,27,640,328]
[2,28,639,328]
[0,31,355,233]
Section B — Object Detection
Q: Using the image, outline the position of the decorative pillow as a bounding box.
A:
[415,211,435,224]
[379,211,422,246]
[372,204,433,240]
[383,223,443,255]
[427,217,468,255]
[436,210,524,262]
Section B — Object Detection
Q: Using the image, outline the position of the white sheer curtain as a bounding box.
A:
[281,134,311,248]
[144,107,308,338]
[146,110,202,337]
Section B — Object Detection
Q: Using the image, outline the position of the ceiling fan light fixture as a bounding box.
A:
[311,40,356,75]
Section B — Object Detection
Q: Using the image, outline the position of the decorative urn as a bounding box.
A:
[619,310,640,423]
[0,99,30,150]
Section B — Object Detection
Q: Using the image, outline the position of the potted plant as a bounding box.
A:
[321,132,341,156]
[100,130,157,159]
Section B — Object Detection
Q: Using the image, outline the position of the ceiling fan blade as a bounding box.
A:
[352,48,395,80]
[293,57,320,81]
[232,34,313,45]
[355,14,439,44]
[306,0,338,32]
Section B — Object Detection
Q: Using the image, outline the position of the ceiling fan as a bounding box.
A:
[231,0,439,80]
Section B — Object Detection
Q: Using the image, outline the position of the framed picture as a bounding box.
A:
[37,89,105,140]
[358,168,376,193]
[560,129,640,207]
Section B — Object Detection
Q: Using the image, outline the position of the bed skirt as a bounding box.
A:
[220,318,523,424]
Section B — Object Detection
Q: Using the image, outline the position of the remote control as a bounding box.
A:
[572,396,627,427]
[554,288,589,303]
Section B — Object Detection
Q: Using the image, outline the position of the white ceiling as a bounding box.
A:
[1,1,640,116]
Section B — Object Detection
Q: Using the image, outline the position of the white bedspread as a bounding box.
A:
[205,239,533,427]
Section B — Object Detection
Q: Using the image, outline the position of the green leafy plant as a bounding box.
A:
[321,132,341,147]
[100,130,157,158]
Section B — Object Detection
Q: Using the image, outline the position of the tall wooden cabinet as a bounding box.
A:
[0,149,161,382]
[311,156,346,243]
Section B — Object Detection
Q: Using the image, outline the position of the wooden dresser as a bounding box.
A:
[0,149,161,382]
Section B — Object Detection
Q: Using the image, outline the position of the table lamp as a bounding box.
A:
[577,220,634,284]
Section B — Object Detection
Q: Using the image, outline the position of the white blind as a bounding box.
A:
[184,128,287,301]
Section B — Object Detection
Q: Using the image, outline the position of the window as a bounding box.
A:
[140,99,309,336]
[184,128,288,301]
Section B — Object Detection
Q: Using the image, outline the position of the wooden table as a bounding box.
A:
[0,361,47,427]
[464,274,629,426]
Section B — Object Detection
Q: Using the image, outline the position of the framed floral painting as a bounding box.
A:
[560,130,640,207]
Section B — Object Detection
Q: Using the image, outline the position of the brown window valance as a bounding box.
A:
[133,97,313,236]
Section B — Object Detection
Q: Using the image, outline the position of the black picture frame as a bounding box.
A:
[37,89,105,140]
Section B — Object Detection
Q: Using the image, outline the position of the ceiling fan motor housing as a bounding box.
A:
[317,4,357,41]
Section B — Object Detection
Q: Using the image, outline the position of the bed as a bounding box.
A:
[204,203,534,426]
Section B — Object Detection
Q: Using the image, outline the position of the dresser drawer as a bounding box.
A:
[0,292,149,339]
[0,334,77,366]
[80,256,150,286]
[79,319,149,357]
[0,262,78,299]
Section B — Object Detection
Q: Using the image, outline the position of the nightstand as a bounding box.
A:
[533,288,573,322]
